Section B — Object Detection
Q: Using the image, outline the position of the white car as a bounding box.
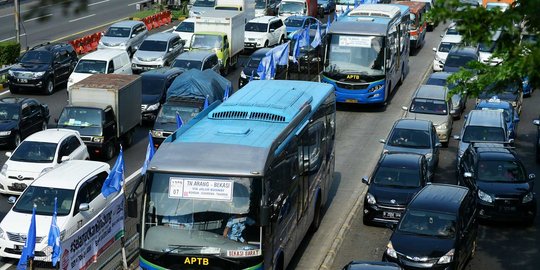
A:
[0,160,112,261]
[479,30,502,65]
[0,129,89,195]
[244,16,287,49]
[172,18,195,49]
[433,34,462,72]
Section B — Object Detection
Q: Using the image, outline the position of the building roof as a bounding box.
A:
[409,184,469,214]
[32,160,109,190]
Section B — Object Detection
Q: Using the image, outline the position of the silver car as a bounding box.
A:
[404,85,453,146]
[132,33,184,73]
[98,20,148,56]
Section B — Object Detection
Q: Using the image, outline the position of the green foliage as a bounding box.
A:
[0,41,21,65]
[430,0,539,98]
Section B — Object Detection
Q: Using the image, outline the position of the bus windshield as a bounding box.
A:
[141,173,263,255]
[325,34,385,76]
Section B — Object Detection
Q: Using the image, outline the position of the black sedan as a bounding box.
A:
[238,48,287,88]
[0,97,50,148]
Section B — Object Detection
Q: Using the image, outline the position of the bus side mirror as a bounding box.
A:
[127,196,138,218]
[260,205,270,226]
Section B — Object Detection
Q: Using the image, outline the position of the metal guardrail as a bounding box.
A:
[0,65,13,76]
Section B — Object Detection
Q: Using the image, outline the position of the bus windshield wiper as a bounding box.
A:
[157,245,202,260]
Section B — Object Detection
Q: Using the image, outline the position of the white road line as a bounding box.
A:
[128,1,149,7]
[68,14,96,23]
[24,13,53,23]
[0,33,26,42]
[89,0,110,6]
[0,262,12,270]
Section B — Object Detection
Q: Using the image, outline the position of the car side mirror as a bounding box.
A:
[450,109,456,114]
[440,34,443,38]
[435,142,442,148]
[260,205,270,226]
[379,139,386,144]
[361,177,369,185]
[533,119,540,126]
[463,172,472,178]
[79,203,90,212]
[402,106,408,111]
[60,156,70,163]
[432,47,437,52]
[270,29,275,33]
[514,117,520,123]
[168,48,173,52]
[529,173,536,180]
[453,135,461,140]
[8,196,16,204]
[132,34,137,38]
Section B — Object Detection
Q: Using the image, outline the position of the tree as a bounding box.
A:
[429,0,540,98]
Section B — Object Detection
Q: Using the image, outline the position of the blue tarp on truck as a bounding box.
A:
[166,69,230,102]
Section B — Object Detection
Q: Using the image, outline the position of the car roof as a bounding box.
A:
[141,67,184,78]
[472,143,516,160]
[31,160,109,190]
[414,85,447,100]
[409,184,469,214]
[81,49,127,60]
[428,72,452,80]
[440,34,463,43]
[110,20,143,28]
[23,129,79,144]
[466,110,504,126]
[31,42,70,52]
[448,45,478,56]
[0,97,33,105]
[175,50,215,61]
[394,119,432,131]
[380,152,423,168]
[249,16,280,23]
[476,98,512,110]
[146,32,177,41]
[250,47,272,58]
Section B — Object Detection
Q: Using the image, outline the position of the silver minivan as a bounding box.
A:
[132,33,184,73]
[98,20,148,56]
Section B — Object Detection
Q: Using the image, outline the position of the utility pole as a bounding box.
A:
[14,0,20,43]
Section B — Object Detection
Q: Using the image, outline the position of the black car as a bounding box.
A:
[289,29,324,73]
[442,46,479,73]
[141,68,184,123]
[362,152,429,226]
[457,142,537,224]
[239,48,286,88]
[342,261,402,270]
[383,184,478,270]
[7,42,78,95]
[533,118,540,162]
[477,80,523,115]
[0,97,50,148]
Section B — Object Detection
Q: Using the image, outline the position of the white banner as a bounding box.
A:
[60,195,125,270]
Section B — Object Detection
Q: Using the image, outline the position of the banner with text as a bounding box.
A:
[60,195,125,270]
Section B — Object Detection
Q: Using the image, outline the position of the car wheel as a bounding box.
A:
[41,121,48,131]
[11,132,21,149]
[123,130,134,147]
[104,142,116,161]
[45,78,54,95]
[362,212,373,226]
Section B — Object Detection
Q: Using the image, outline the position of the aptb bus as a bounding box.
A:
[128,80,336,270]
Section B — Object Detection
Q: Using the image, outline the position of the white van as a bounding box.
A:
[173,18,196,49]
[67,49,132,90]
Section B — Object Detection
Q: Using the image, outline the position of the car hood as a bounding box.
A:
[245,31,266,39]
[443,66,461,73]
[383,145,431,156]
[11,63,50,72]
[0,210,70,239]
[0,120,18,131]
[100,36,129,46]
[391,231,455,258]
[477,180,533,198]
[142,94,161,105]
[405,113,448,127]
[134,51,166,60]
[369,184,422,206]
[153,121,177,133]
[5,160,54,177]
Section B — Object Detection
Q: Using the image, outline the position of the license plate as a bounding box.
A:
[383,211,401,219]
[345,99,358,103]
[500,206,516,212]
[19,79,27,83]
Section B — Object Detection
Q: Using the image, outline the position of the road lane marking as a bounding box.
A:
[50,17,129,43]
[89,0,110,6]
[68,14,96,23]
[24,13,53,23]
[0,263,11,270]
[0,33,26,42]
[128,1,150,6]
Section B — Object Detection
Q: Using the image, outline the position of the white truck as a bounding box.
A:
[57,74,142,160]
[215,0,256,21]
[191,9,246,75]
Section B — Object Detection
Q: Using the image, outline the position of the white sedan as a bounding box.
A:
[0,129,89,195]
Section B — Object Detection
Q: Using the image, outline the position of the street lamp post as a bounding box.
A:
[14,0,20,43]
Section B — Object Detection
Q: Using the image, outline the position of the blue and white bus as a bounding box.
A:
[321,4,410,105]
[129,80,336,270]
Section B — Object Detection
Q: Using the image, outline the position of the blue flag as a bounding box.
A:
[299,25,310,48]
[354,0,360,8]
[249,70,254,82]
[267,41,290,66]
[203,96,209,109]
[311,23,322,48]
[176,112,183,129]
[141,132,154,175]
[47,198,62,267]
[17,207,36,270]
[292,32,301,64]
[224,85,230,100]
[326,18,331,35]
[257,53,275,80]
[101,147,124,198]
[334,13,338,23]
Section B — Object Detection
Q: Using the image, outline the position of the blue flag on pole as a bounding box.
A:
[326,18,331,35]
[249,70,254,82]
[299,25,310,48]
[101,147,124,198]
[176,112,183,129]
[203,96,209,109]
[257,53,275,80]
[47,197,62,267]
[292,28,303,64]
[311,23,322,48]
[354,0,360,8]
[267,41,290,66]
[17,207,36,270]
[223,85,230,100]
[141,132,154,175]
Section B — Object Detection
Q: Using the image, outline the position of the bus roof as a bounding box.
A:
[329,18,389,36]
[149,80,334,176]
[348,4,402,18]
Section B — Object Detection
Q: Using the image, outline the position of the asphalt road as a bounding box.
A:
[0,0,143,48]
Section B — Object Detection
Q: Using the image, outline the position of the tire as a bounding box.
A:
[45,78,54,95]
[104,142,116,161]
[264,40,269,48]
[222,60,229,76]
[123,130,134,147]
[11,132,21,149]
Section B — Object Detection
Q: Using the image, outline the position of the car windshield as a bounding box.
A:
[388,128,431,148]
[398,210,456,238]
[191,35,222,50]
[139,40,168,52]
[479,41,496,53]
[176,22,194,33]
[10,141,57,163]
[58,108,102,128]
[325,34,385,76]
[373,165,421,188]
[284,18,304,28]
[20,51,53,64]
[446,27,460,35]
[438,42,457,53]
[104,27,131,38]
[445,54,476,68]
[172,59,203,70]
[410,98,448,115]
[142,77,166,96]
[193,0,215,7]
[247,56,263,68]
[13,186,75,216]
[477,160,526,182]
[245,22,268,32]
[280,2,304,14]
[462,126,506,143]
[426,77,456,89]
[74,60,107,74]
[157,104,201,124]
[0,104,20,121]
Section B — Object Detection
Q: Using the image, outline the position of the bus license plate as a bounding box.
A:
[345,99,358,103]
[383,211,401,219]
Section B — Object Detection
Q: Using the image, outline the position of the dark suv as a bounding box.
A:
[457,142,536,224]
[7,42,78,95]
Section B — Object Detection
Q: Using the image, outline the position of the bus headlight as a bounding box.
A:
[369,84,383,93]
